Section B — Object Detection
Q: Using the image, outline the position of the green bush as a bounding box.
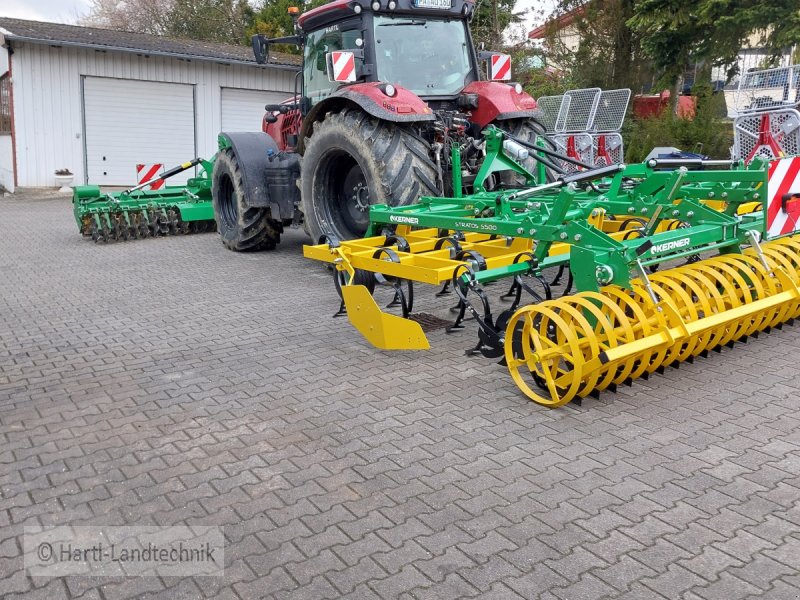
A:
[623,93,734,163]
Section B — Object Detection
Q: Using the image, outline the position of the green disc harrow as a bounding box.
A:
[72,158,216,242]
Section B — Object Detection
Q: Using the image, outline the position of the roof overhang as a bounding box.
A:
[3,35,300,71]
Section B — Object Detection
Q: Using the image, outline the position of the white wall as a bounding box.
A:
[0,135,13,192]
[0,44,8,76]
[10,41,296,186]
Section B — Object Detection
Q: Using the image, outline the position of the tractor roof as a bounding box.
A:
[298,0,476,32]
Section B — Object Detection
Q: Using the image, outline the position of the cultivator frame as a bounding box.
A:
[305,126,800,407]
[73,158,217,242]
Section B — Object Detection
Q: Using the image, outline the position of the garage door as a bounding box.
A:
[221,88,291,132]
[83,77,195,185]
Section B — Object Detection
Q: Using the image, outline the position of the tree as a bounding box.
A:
[169,0,254,44]
[470,0,523,49]
[249,0,327,40]
[83,0,253,44]
[629,0,800,89]
[537,0,653,92]
[83,0,173,36]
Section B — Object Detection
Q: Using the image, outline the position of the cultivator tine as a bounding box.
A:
[435,281,452,297]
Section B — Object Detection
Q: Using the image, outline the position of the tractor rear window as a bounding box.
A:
[373,16,472,97]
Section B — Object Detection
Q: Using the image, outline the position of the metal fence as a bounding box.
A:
[536,88,631,170]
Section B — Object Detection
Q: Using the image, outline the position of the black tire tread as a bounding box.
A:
[212,148,282,252]
[302,109,438,241]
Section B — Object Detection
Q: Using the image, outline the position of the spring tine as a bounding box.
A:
[500,279,520,301]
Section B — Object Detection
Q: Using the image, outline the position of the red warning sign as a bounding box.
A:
[490,54,511,81]
[331,51,356,83]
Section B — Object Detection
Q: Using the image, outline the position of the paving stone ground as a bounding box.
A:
[1,192,799,600]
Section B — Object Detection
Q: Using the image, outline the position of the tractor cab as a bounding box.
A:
[296,0,480,105]
[251,0,526,123]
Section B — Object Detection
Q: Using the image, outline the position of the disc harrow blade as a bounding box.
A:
[505,235,800,407]
[77,206,215,243]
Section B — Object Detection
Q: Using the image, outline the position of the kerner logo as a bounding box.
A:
[389,215,419,225]
[650,238,690,253]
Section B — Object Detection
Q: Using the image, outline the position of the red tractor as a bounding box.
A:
[211,0,542,250]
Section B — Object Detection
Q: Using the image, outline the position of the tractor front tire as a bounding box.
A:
[302,109,438,242]
[212,147,282,251]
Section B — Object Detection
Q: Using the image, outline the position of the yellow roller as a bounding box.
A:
[505,235,800,407]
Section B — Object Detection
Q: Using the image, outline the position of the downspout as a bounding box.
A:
[4,40,17,189]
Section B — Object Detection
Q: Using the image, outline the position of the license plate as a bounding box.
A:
[414,0,452,8]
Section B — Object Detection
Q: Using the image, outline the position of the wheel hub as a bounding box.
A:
[338,163,371,236]
[351,182,370,212]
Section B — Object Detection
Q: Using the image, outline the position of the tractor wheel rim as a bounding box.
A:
[340,164,370,236]
[317,149,371,240]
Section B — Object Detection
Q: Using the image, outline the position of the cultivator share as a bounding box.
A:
[305,127,800,407]
[72,158,216,242]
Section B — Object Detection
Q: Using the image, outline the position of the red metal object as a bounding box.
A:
[337,82,434,116]
[783,194,800,223]
[263,109,302,152]
[462,81,538,128]
[632,90,696,120]
[566,135,579,162]
[746,113,786,163]
[595,135,611,166]
[297,0,351,29]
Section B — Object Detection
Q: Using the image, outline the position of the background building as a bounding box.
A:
[0,18,299,192]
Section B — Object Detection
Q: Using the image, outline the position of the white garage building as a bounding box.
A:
[0,18,299,192]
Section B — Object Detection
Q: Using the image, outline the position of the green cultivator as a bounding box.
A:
[305,127,800,407]
[72,158,216,242]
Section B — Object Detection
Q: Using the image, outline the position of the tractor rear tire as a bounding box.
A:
[212,147,282,252]
[302,109,438,242]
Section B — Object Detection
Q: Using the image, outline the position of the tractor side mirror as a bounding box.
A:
[487,53,511,81]
[326,50,360,83]
[252,34,269,64]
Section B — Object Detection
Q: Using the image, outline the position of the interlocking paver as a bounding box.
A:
[1,194,799,599]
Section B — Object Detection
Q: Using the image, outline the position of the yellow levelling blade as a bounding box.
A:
[341,285,430,350]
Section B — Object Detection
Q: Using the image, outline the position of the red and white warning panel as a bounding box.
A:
[330,51,356,83]
[136,164,165,190]
[767,157,800,238]
[490,54,511,81]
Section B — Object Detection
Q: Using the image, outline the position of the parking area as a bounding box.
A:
[1,192,800,599]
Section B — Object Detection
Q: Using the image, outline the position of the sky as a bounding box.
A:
[0,0,92,23]
[0,0,557,41]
